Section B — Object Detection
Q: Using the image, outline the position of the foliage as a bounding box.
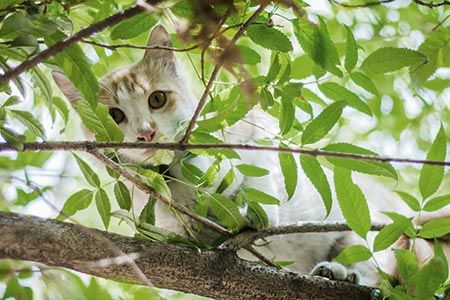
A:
[0,0,449,299]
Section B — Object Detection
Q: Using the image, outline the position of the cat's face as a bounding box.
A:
[53,25,197,163]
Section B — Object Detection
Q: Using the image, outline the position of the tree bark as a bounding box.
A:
[0,212,373,299]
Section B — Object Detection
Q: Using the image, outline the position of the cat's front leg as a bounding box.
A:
[310,261,361,284]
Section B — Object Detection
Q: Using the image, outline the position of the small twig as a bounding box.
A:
[81,39,198,52]
[222,222,387,250]
[180,2,270,145]
[87,149,232,237]
[328,0,395,8]
[2,141,450,167]
[413,0,450,7]
[432,14,450,31]
[244,245,279,268]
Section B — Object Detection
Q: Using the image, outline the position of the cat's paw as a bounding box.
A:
[310,262,361,284]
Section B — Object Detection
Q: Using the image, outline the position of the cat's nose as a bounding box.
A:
[137,130,156,142]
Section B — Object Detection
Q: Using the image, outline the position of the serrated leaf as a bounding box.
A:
[322,143,398,180]
[75,100,124,142]
[236,45,261,65]
[247,201,269,230]
[395,191,421,212]
[73,154,100,187]
[241,188,280,205]
[335,245,371,265]
[8,110,45,138]
[236,164,269,177]
[302,101,346,145]
[45,31,98,106]
[280,96,295,134]
[247,25,293,53]
[344,26,358,72]
[110,13,156,40]
[95,188,111,230]
[300,155,332,215]
[361,47,427,74]
[319,82,371,116]
[139,197,156,225]
[138,168,171,200]
[216,169,234,194]
[423,194,450,212]
[350,72,378,96]
[334,167,371,239]
[57,189,93,220]
[373,216,412,252]
[0,125,25,149]
[419,126,447,199]
[208,193,245,232]
[114,181,131,211]
[418,218,450,238]
[278,152,297,200]
[394,249,418,292]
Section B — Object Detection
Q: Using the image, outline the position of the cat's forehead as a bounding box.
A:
[100,66,149,99]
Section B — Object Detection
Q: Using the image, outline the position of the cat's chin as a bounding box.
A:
[118,149,175,166]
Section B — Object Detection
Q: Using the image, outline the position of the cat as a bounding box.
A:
[53,25,448,287]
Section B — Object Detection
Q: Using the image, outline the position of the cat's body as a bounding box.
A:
[53,25,447,288]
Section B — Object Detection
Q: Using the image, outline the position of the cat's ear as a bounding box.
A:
[143,25,175,65]
[52,71,82,103]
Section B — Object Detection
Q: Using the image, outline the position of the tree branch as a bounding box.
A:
[329,0,395,8]
[0,1,163,86]
[0,211,373,299]
[1,141,449,167]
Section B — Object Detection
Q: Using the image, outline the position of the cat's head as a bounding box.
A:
[53,25,196,163]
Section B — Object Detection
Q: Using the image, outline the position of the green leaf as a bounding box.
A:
[322,143,398,180]
[373,216,412,252]
[247,25,293,53]
[395,191,421,212]
[280,96,295,134]
[236,45,261,65]
[95,188,111,230]
[241,188,280,205]
[45,31,98,106]
[423,194,450,212]
[110,13,156,40]
[73,154,101,187]
[216,169,234,194]
[319,82,371,116]
[236,164,269,177]
[278,152,297,200]
[0,12,32,40]
[334,167,371,239]
[114,181,131,211]
[0,126,25,150]
[350,72,378,96]
[418,218,450,238]
[266,54,280,82]
[394,249,418,292]
[139,197,156,225]
[344,26,358,72]
[8,110,45,138]
[335,245,372,265]
[416,256,447,299]
[2,96,19,107]
[361,47,428,74]
[301,101,346,145]
[57,189,93,220]
[419,126,447,199]
[247,201,269,230]
[208,193,245,232]
[434,240,448,279]
[75,100,124,142]
[138,168,172,200]
[300,155,332,215]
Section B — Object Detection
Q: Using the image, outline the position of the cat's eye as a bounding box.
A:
[148,91,167,109]
[109,108,126,124]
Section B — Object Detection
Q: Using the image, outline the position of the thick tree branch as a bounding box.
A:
[0,1,162,86]
[0,211,373,299]
[1,141,449,166]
